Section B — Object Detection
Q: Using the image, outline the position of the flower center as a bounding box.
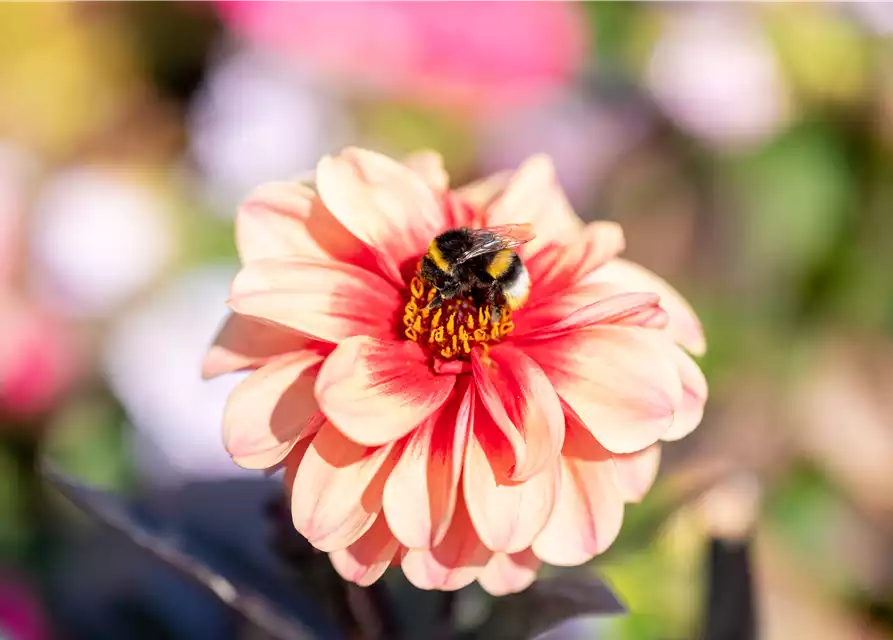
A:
[402,273,514,360]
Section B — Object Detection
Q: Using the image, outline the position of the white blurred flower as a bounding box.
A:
[103,265,253,485]
[188,45,350,216]
[847,2,893,35]
[479,90,651,210]
[647,7,791,149]
[30,167,173,317]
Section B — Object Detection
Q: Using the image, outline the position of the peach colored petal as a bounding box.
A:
[588,258,706,356]
[290,420,397,552]
[316,147,446,284]
[477,549,540,596]
[484,155,583,258]
[383,377,473,549]
[661,345,708,441]
[316,337,456,447]
[455,171,510,212]
[532,424,624,566]
[235,180,373,267]
[613,444,662,503]
[514,289,668,339]
[202,312,318,380]
[328,516,399,587]
[443,190,482,228]
[222,352,322,469]
[525,221,626,303]
[228,258,401,343]
[401,497,490,591]
[463,420,559,553]
[521,327,682,454]
[471,345,564,481]
[402,150,449,193]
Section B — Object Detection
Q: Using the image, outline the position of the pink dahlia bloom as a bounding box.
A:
[213,1,588,115]
[205,148,707,595]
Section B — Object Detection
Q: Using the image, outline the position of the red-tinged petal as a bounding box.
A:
[661,346,708,441]
[515,289,667,339]
[484,155,583,258]
[290,420,397,552]
[463,420,560,553]
[316,337,456,447]
[402,150,449,193]
[316,148,446,284]
[532,424,625,566]
[477,549,540,596]
[471,345,564,481]
[613,444,662,503]
[328,516,399,587]
[588,259,706,356]
[383,378,473,549]
[525,221,626,304]
[401,497,490,591]
[223,352,322,469]
[443,190,482,228]
[228,258,401,343]
[202,312,322,380]
[235,180,374,267]
[522,327,682,454]
[455,171,510,212]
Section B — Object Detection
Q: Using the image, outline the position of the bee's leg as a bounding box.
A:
[426,292,444,310]
[486,285,501,324]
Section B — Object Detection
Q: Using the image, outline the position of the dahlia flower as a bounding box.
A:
[204,148,707,595]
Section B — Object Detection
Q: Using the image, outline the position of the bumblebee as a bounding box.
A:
[420,224,535,318]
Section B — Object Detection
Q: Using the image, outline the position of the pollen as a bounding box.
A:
[402,275,514,360]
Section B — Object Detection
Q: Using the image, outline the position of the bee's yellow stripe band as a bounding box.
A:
[427,240,450,272]
[486,249,513,279]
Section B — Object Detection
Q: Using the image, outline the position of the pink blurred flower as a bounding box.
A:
[0,144,78,421]
[0,296,76,419]
[0,574,49,640]
[214,1,588,115]
[205,148,707,594]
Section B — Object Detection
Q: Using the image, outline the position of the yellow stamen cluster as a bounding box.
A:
[402,275,514,360]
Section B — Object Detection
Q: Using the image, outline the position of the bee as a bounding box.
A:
[420,223,535,320]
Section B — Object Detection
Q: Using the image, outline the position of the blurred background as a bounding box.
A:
[1,2,893,639]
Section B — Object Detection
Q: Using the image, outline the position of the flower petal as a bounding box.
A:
[471,345,564,481]
[383,377,473,549]
[521,327,682,454]
[202,312,318,380]
[613,444,662,503]
[661,345,708,441]
[463,418,560,553]
[316,337,456,446]
[484,155,583,258]
[290,420,397,552]
[588,259,706,356]
[228,258,401,343]
[328,516,399,587]
[525,221,626,303]
[401,496,490,591]
[455,171,510,211]
[514,288,668,339]
[236,180,373,266]
[402,150,449,193]
[222,352,322,469]
[532,423,625,566]
[477,549,540,596]
[316,147,446,283]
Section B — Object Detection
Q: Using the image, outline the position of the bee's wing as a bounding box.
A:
[456,224,536,263]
